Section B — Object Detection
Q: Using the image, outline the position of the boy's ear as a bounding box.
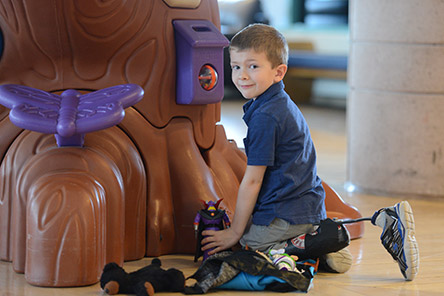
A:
[274,64,288,83]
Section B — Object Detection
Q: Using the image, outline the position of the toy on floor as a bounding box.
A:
[268,249,299,272]
[194,199,231,262]
[185,250,315,294]
[100,259,185,296]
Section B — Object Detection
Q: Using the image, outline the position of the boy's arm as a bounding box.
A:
[201,165,266,254]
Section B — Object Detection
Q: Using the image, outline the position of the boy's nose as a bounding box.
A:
[239,70,248,80]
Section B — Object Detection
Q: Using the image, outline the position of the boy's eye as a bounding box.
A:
[231,65,240,70]
[249,65,258,69]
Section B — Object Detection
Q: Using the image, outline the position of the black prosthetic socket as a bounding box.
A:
[284,218,350,260]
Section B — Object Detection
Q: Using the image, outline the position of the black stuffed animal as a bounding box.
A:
[100,258,185,296]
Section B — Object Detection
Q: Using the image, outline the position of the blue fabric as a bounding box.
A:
[288,51,347,70]
[242,81,326,226]
[218,272,286,291]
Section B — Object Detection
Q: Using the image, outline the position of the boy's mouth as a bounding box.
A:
[239,84,254,89]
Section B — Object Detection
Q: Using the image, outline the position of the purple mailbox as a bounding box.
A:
[173,20,229,105]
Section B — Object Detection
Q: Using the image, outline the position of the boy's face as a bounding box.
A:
[229,48,287,100]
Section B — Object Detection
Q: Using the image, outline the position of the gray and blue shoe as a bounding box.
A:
[371,201,419,281]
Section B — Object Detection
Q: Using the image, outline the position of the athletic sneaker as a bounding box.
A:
[371,201,419,281]
[319,247,352,273]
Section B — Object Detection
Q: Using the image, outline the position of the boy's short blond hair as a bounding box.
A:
[229,23,289,68]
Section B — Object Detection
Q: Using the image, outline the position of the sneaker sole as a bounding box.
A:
[396,201,419,280]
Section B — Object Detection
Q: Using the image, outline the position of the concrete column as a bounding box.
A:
[347,0,444,196]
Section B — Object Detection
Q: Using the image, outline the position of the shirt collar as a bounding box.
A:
[242,81,285,123]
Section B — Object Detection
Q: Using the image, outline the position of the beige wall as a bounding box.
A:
[347,0,444,196]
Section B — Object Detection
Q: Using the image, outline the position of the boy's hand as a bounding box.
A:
[201,228,240,255]
[200,165,266,256]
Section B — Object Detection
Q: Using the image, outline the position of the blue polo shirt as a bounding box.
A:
[242,81,326,226]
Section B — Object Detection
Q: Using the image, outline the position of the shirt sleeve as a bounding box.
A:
[245,112,278,166]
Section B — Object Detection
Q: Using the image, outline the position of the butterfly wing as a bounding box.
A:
[0,84,60,133]
[78,84,143,109]
[75,103,125,134]
[75,84,144,134]
[10,104,59,134]
[0,84,60,108]
[0,84,143,135]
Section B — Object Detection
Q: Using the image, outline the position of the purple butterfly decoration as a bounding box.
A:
[0,84,144,147]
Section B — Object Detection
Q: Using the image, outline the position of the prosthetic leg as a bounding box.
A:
[280,201,419,281]
[283,218,352,260]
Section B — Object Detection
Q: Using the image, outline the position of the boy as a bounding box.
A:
[202,24,418,279]
[202,23,346,270]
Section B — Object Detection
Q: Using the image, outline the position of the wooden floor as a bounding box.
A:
[2,100,444,295]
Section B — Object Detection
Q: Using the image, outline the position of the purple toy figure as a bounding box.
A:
[194,199,230,262]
